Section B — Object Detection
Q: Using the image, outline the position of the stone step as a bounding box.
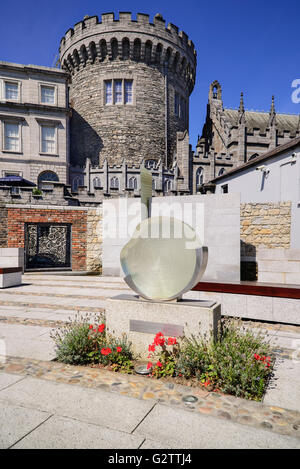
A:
[0,293,107,312]
[23,274,124,283]
[1,285,129,298]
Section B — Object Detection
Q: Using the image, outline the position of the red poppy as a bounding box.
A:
[154,336,165,346]
[156,361,162,368]
[89,325,93,330]
[98,324,105,333]
[148,343,156,352]
[101,347,111,356]
[167,337,177,346]
[147,362,153,370]
[116,347,122,353]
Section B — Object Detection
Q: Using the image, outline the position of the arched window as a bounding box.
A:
[100,40,107,61]
[164,179,172,193]
[164,48,172,66]
[72,176,83,192]
[155,44,162,64]
[218,168,226,176]
[93,177,101,188]
[145,159,156,170]
[128,176,137,190]
[111,38,118,60]
[80,45,88,65]
[144,41,152,63]
[73,49,80,67]
[196,167,203,186]
[38,171,59,189]
[110,176,119,189]
[122,38,130,60]
[213,86,218,99]
[89,42,97,63]
[133,39,141,60]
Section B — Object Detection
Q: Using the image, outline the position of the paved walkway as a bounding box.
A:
[0,274,299,449]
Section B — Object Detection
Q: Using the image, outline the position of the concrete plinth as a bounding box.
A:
[106,294,221,357]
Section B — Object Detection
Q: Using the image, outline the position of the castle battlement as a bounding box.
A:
[59,12,196,89]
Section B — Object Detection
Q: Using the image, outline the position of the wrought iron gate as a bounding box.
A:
[25,223,71,270]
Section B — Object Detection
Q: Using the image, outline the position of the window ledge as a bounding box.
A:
[1,150,23,155]
[39,152,59,157]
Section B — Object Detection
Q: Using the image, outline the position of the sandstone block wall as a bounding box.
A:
[241,202,291,256]
[240,202,292,281]
[86,207,102,272]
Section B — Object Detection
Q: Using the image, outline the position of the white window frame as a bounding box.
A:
[39,123,58,155]
[104,78,134,106]
[1,120,22,153]
[39,83,57,106]
[2,80,21,103]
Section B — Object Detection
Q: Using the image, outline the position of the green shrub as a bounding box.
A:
[32,188,42,195]
[176,318,273,400]
[50,312,134,372]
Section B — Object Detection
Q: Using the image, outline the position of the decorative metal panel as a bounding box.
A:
[25,223,71,270]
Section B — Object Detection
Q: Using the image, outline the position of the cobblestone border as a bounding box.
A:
[0,355,299,440]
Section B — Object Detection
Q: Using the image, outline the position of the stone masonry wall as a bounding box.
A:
[70,60,188,168]
[240,202,291,281]
[86,207,102,272]
[0,205,8,247]
[240,202,291,256]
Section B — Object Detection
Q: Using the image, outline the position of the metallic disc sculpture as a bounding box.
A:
[120,167,208,302]
[121,216,208,302]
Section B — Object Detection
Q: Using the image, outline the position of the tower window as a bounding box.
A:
[105,81,113,104]
[125,80,133,104]
[114,80,122,104]
[104,79,133,105]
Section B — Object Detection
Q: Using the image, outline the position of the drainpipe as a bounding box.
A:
[164,62,168,168]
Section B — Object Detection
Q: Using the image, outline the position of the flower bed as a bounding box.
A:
[50,314,274,401]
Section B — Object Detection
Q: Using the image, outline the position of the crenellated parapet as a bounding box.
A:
[59,12,196,94]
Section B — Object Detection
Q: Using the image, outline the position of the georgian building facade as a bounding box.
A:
[0,61,69,188]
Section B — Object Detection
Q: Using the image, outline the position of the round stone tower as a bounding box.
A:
[59,12,197,168]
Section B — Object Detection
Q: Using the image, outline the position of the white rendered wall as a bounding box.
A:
[214,148,300,248]
[102,193,241,282]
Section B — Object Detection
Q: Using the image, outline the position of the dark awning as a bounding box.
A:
[0,176,36,187]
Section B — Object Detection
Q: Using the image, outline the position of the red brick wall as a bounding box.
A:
[7,207,87,271]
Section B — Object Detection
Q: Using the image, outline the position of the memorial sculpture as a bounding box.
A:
[120,168,208,301]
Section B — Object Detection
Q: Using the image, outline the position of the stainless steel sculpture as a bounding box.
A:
[121,215,208,302]
[120,167,208,302]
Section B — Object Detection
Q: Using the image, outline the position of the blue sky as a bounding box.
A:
[1,0,299,148]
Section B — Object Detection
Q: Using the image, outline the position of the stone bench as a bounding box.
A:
[0,267,22,288]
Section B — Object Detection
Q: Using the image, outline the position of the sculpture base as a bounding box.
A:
[106,294,221,357]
